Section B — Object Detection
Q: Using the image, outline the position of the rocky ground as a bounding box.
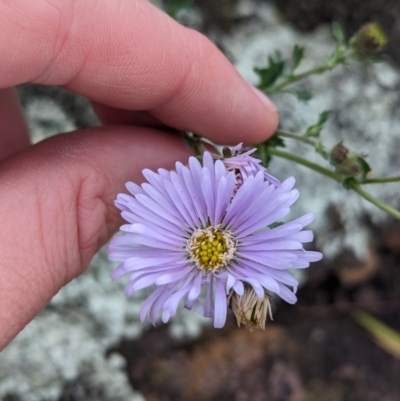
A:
[1,1,400,400]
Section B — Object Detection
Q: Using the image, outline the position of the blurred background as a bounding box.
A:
[1,0,400,400]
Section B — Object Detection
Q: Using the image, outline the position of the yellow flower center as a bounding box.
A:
[187,226,235,272]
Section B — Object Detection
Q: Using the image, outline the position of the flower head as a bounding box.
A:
[350,23,387,56]
[109,148,322,329]
[222,143,281,187]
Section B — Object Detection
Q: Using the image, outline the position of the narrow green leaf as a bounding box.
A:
[304,110,331,137]
[325,23,348,69]
[254,52,285,90]
[256,143,271,167]
[354,310,400,360]
[296,90,312,102]
[357,157,372,179]
[256,136,285,167]
[315,142,330,160]
[317,110,331,125]
[292,45,305,72]
[264,134,286,149]
[332,22,345,44]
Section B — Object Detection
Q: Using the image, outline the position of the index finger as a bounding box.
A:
[0,0,278,144]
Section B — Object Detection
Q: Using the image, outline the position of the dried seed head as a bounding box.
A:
[229,286,273,331]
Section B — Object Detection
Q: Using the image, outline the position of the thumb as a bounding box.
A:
[0,0,278,144]
[0,127,191,349]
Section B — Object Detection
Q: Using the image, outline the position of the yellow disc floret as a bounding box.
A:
[187,226,236,272]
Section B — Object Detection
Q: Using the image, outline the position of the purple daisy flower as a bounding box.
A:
[109,151,322,328]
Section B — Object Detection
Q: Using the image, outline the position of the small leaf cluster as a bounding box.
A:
[254,51,286,90]
[254,23,386,102]
[254,46,310,101]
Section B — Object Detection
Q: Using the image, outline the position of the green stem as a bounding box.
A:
[267,65,331,93]
[267,147,342,182]
[257,141,268,164]
[276,131,400,184]
[363,176,400,184]
[193,141,207,157]
[351,184,400,219]
[184,132,206,157]
[267,147,400,220]
[275,130,316,146]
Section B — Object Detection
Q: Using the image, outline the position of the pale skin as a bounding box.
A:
[0,0,278,350]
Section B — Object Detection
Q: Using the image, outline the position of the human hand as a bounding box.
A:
[0,0,278,349]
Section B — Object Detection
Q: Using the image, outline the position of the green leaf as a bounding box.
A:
[332,22,345,45]
[342,176,358,189]
[296,90,312,102]
[325,23,348,69]
[256,143,271,166]
[254,52,285,90]
[184,131,200,147]
[165,0,194,17]
[291,45,305,72]
[304,110,331,137]
[256,136,285,167]
[354,310,400,360]
[357,157,372,179]
[325,46,347,69]
[315,142,330,160]
[264,134,286,149]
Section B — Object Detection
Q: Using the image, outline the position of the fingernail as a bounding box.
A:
[250,86,278,114]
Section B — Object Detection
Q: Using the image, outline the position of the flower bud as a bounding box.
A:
[350,23,387,56]
[330,142,362,177]
[222,146,232,158]
[330,141,348,165]
[335,157,362,177]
